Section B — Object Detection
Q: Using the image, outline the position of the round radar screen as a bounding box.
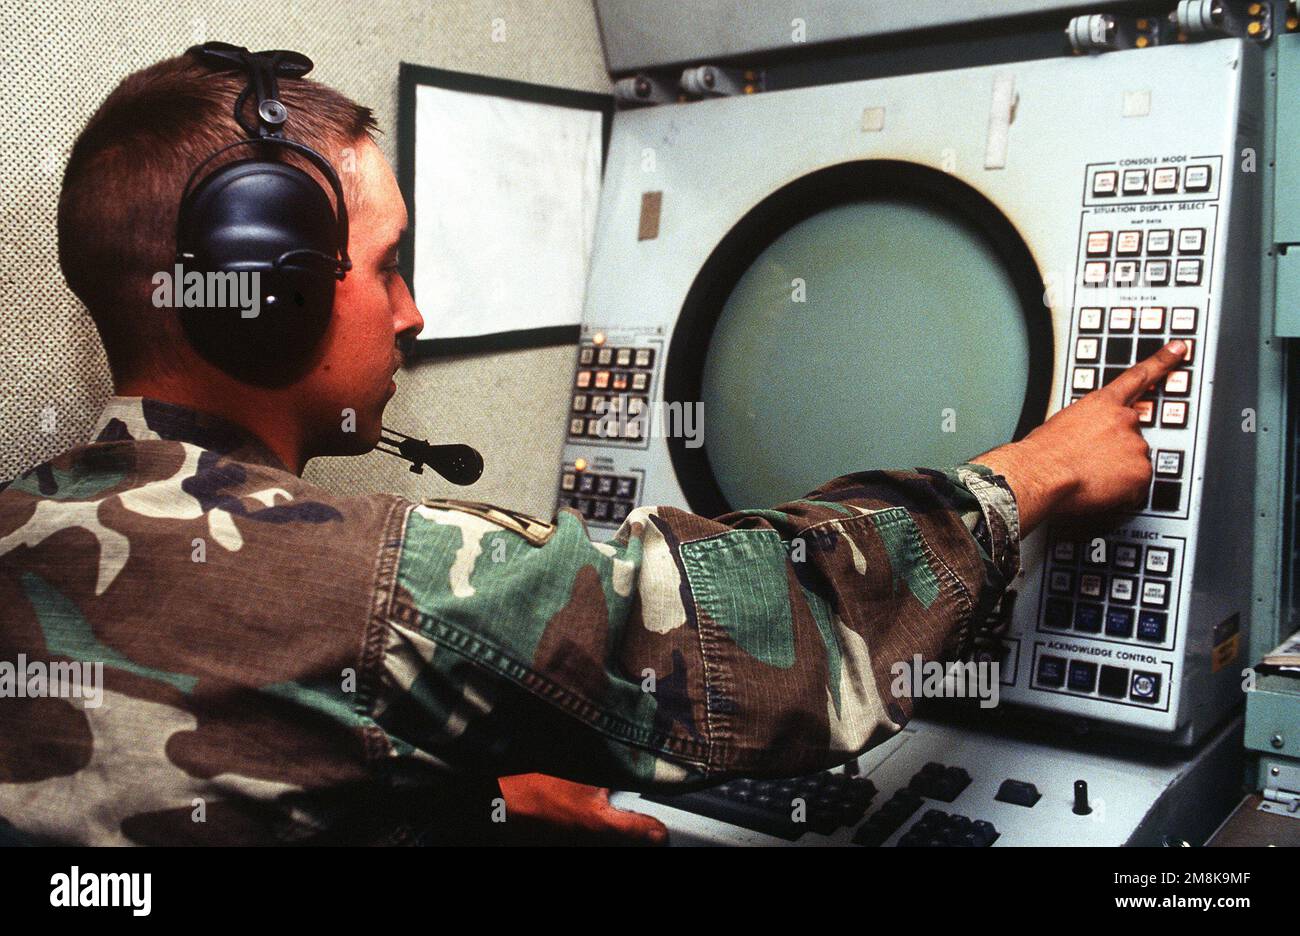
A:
[665,161,1052,516]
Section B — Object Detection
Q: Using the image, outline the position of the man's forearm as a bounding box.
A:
[971,439,1075,537]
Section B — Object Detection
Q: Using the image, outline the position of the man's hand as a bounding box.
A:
[974,340,1188,535]
[497,773,669,846]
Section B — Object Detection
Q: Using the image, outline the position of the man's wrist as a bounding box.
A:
[970,439,1075,535]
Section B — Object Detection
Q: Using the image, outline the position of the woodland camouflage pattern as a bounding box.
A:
[0,396,1019,845]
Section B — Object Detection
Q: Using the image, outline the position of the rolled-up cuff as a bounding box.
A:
[948,462,1022,587]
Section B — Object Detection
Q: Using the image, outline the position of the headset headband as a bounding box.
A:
[179,42,351,276]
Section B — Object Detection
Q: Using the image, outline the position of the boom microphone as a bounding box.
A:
[377,426,484,486]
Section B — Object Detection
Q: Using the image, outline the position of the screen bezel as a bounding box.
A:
[662,159,1054,518]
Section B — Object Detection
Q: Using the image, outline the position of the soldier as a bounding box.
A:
[0,47,1186,845]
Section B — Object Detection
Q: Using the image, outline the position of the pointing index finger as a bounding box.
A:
[1102,340,1189,406]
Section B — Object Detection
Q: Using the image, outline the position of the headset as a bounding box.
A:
[176,41,350,387]
[177,42,482,485]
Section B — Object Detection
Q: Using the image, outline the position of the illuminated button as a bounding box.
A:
[572,394,588,412]
[1141,580,1169,609]
[1153,167,1179,193]
[1108,307,1135,332]
[1079,307,1104,332]
[597,347,613,366]
[1164,370,1191,395]
[1184,164,1212,192]
[1092,170,1119,197]
[1144,260,1171,286]
[1037,654,1068,687]
[1078,573,1104,599]
[1114,544,1139,571]
[612,373,629,392]
[1084,261,1110,287]
[579,346,595,365]
[615,477,636,498]
[1139,306,1166,332]
[1170,307,1198,333]
[1175,259,1202,286]
[1110,576,1137,604]
[615,347,633,367]
[1068,661,1098,693]
[1146,229,1174,255]
[560,472,577,491]
[634,348,655,368]
[1049,569,1074,594]
[576,370,594,389]
[631,372,649,391]
[1072,368,1098,392]
[1122,169,1149,195]
[590,394,607,414]
[577,473,596,494]
[1105,609,1134,639]
[1086,231,1113,256]
[568,417,585,436]
[1145,547,1173,575]
[1160,400,1188,427]
[1115,231,1143,256]
[1052,541,1077,563]
[1114,261,1139,286]
[1130,671,1161,703]
[1178,228,1205,254]
[1134,400,1155,425]
[1137,612,1168,642]
[595,371,612,389]
[628,396,648,416]
[1154,450,1183,478]
[1075,337,1100,362]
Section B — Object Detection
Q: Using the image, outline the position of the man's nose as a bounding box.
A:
[394,278,424,339]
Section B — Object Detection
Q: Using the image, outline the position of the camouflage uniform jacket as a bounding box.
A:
[0,396,1020,844]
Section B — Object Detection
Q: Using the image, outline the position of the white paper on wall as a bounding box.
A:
[412,83,603,342]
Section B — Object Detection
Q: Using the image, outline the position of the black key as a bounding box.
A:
[853,788,923,846]
[908,763,972,802]
[995,779,1041,808]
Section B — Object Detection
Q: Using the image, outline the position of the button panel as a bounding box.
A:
[568,340,660,446]
[1039,535,1181,650]
[558,467,641,525]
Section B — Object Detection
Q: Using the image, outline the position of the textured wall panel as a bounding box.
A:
[0,0,607,518]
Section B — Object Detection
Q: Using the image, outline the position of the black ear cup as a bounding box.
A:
[176,159,338,386]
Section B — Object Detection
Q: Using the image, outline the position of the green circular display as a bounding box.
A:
[700,198,1033,509]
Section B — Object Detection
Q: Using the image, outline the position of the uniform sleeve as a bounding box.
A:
[368,464,1020,790]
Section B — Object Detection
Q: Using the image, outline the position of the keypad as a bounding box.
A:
[1090,164,1212,199]
[1040,535,1178,647]
[558,469,639,524]
[570,341,656,442]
